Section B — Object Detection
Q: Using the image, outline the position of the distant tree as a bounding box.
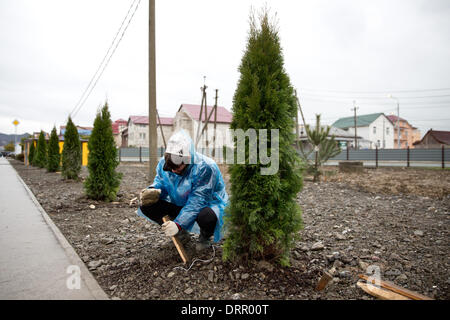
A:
[47,126,61,172]
[299,114,341,182]
[28,141,36,165]
[222,9,303,266]
[33,131,47,168]
[61,117,82,180]
[4,141,15,152]
[84,102,122,201]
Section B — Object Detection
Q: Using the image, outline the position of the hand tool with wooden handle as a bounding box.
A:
[358,274,433,300]
[162,215,189,265]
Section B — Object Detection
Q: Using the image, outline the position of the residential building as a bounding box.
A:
[413,129,450,149]
[298,125,364,150]
[173,104,233,150]
[122,104,234,152]
[332,113,395,149]
[32,131,50,139]
[123,115,174,148]
[23,136,89,166]
[386,115,421,149]
[59,125,93,138]
[112,119,128,147]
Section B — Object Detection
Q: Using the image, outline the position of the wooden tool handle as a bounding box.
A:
[315,271,333,291]
[163,215,189,265]
[357,281,411,300]
[358,274,433,300]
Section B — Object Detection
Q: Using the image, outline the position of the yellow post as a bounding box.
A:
[82,141,89,166]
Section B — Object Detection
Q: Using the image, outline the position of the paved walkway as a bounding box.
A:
[0,157,108,299]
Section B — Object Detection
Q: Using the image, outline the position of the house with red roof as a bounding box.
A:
[173,104,233,149]
[413,129,450,149]
[112,119,128,147]
[122,115,174,148]
[121,104,233,150]
[386,115,421,149]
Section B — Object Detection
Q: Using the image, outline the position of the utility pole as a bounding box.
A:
[212,89,218,158]
[294,90,301,150]
[294,90,307,128]
[13,119,19,153]
[156,109,166,149]
[388,95,400,149]
[396,100,400,149]
[195,79,207,148]
[148,0,158,182]
[351,101,359,149]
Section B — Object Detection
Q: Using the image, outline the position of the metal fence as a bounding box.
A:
[118,146,449,168]
[326,147,449,168]
[118,147,226,163]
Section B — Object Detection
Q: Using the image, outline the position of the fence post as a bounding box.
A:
[443,145,445,169]
[346,146,349,161]
[139,147,142,163]
[119,148,121,162]
[375,146,378,168]
[407,147,410,168]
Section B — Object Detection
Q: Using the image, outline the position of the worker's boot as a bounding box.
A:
[177,229,191,246]
[195,234,212,252]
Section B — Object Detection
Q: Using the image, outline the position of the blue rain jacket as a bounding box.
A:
[137,130,229,243]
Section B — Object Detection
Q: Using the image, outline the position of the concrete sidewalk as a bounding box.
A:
[0,157,108,299]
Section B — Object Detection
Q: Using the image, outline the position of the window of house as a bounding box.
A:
[373,126,376,134]
[377,140,380,147]
[386,127,390,135]
[140,133,146,139]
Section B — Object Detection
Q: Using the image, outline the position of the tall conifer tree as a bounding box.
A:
[62,117,82,180]
[84,102,122,201]
[47,126,61,172]
[33,131,47,168]
[28,140,36,166]
[223,9,303,266]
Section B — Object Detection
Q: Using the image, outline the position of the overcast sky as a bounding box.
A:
[1,0,449,137]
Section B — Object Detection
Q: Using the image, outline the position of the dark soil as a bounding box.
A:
[9,159,450,300]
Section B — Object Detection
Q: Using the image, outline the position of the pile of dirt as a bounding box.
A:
[323,167,450,199]
[9,160,450,300]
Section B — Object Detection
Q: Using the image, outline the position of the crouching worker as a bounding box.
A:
[137,130,229,251]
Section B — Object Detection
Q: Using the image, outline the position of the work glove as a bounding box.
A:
[162,220,179,237]
[139,188,161,206]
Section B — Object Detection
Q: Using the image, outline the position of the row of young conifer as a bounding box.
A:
[26,9,308,266]
[27,103,121,201]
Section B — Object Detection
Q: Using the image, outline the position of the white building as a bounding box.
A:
[173,104,233,150]
[122,115,173,148]
[298,125,363,149]
[332,113,395,149]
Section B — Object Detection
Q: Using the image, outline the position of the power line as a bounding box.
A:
[408,118,450,122]
[69,0,139,118]
[70,0,141,119]
[298,87,450,94]
[399,105,450,110]
[300,97,450,105]
[300,92,450,100]
[73,0,141,118]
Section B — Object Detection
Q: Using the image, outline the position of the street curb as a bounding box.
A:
[14,167,110,300]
